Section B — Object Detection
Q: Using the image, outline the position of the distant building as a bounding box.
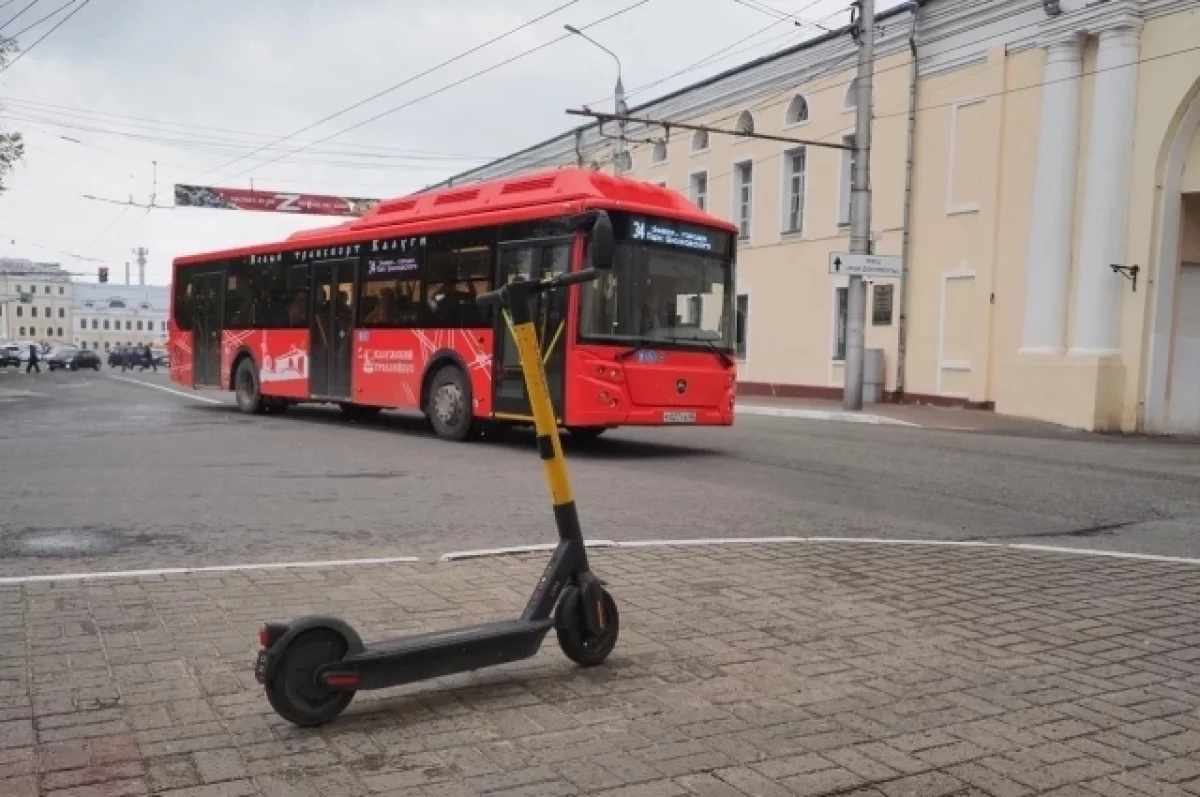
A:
[72,283,169,352]
[0,258,74,345]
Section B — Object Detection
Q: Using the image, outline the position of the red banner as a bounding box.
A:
[174,184,380,217]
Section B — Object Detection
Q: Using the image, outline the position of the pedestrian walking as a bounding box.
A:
[140,344,157,372]
[25,344,39,374]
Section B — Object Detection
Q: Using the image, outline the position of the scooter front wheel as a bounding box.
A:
[554,586,619,667]
[264,629,355,726]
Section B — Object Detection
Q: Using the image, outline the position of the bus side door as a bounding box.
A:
[493,239,570,420]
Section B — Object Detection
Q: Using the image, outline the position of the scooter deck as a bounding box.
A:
[321,618,555,691]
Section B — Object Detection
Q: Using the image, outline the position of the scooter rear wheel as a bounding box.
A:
[265,629,355,726]
[554,586,619,667]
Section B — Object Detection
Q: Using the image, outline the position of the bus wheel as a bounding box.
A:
[567,426,608,442]
[234,358,265,415]
[427,366,472,441]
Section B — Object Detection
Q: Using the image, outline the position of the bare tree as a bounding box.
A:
[0,38,25,193]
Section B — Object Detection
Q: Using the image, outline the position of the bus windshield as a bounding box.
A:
[578,215,735,352]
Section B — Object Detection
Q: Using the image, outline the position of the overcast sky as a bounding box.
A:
[0,0,901,285]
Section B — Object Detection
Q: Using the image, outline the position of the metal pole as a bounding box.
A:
[844,0,875,412]
[614,76,627,175]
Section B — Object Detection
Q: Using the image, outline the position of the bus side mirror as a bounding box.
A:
[590,211,614,271]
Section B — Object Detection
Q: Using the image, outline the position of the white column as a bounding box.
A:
[1021,34,1085,354]
[1070,23,1143,355]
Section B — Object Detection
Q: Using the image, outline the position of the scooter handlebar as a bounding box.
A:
[475,269,600,308]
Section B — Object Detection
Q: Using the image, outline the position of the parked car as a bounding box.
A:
[48,347,101,371]
[0,344,20,368]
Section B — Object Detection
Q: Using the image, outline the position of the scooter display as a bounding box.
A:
[254,213,620,727]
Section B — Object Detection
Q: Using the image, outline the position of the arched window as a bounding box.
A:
[843,78,858,112]
[785,94,810,126]
[735,110,755,136]
[651,140,668,165]
[691,130,709,153]
[108,299,126,309]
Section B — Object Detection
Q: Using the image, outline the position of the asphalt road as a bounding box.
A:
[1,368,1198,577]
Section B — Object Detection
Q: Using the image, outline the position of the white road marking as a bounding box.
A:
[440,540,616,562]
[737,404,920,427]
[0,555,420,585]
[439,536,1200,566]
[109,374,224,404]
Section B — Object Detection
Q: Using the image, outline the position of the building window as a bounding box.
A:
[104,341,110,350]
[109,299,126,309]
[839,134,856,226]
[28,326,35,336]
[735,110,755,136]
[691,130,709,153]
[56,327,63,337]
[30,306,36,318]
[92,319,98,329]
[125,320,131,330]
[44,286,50,294]
[103,320,109,330]
[16,306,21,317]
[15,285,21,293]
[58,286,64,295]
[784,148,807,234]
[80,319,86,329]
[18,326,25,336]
[81,341,87,349]
[95,341,100,350]
[689,171,708,212]
[785,95,810,126]
[844,78,858,112]
[651,140,668,165]
[136,321,143,331]
[58,307,64,318]
[834,287,848,360]
[734,161,753,240]
[736,294,749,360]
[161,321,166,331]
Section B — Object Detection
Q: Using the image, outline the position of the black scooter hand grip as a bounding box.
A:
[476,290,503,307]
[552,269,600,288]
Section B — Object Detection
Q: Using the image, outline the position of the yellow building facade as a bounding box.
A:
[444,0,1200,433]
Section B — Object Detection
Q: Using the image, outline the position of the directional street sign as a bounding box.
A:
[829,252,903,277]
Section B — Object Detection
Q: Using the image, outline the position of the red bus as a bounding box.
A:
[168,168,739,441]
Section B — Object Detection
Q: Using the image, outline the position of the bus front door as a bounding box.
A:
[191,271,224,388]
[493,240,570,420]
[310,259,357,400]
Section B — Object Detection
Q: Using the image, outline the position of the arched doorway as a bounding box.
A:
[1146,82,1200,433]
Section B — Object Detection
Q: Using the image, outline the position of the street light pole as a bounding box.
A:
[844,0,875,411]
[564,25,627,173]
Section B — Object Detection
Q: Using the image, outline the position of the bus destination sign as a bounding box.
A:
[628,216,720,253]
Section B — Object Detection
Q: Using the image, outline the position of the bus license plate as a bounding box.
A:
[663,411,696,424]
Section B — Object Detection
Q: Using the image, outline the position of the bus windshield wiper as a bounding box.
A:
[698,338,735,368]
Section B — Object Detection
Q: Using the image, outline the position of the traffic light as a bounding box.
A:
[99,267,109,283]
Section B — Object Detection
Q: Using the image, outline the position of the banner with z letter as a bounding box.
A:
[174,185,381,217]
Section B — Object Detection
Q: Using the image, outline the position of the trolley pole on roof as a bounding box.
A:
[844,0,876,412]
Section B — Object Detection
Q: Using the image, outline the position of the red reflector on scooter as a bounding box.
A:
[324,673,359,689]
[258,626,270,647]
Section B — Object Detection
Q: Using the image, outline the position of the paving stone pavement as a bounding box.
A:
[1,543,1199,796]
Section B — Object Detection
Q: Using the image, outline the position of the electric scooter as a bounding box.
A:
[254,212,620,727]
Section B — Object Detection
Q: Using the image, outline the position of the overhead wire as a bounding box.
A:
[190,0,585,184]
[6,0,75,39]
[0,0,42,32]
[0,0,91,76]
[212,0,654,187]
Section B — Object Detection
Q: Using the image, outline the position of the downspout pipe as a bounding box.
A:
[895,1,921,399]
